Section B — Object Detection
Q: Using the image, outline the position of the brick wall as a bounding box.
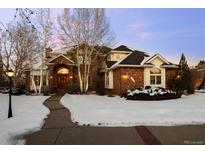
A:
[89,56,104,91]
[112,67,144,95]
[166,68,177,90]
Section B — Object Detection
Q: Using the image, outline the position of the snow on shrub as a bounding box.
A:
[124,87,182,100]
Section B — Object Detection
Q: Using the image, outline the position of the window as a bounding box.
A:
[34,75,47,86]
[34,75,40,86]
[43,75,47,86]
[105,72,109,86]
[105,71,113,89]
[57,68,69,74]
[150,68,162,85]
[115,54,121,60]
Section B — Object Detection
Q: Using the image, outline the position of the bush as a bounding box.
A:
[42,86,56,96]
[145,86,151,89]
[124,87,182,101]
[16,84,26,89]
[66,84,80,94]
[96,80,106,95]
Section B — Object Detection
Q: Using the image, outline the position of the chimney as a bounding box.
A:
[45,47,52,58]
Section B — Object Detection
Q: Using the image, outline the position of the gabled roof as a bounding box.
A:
[119,50,149,65]
[48,54,74,64]
[114,45,133,51]
[108,52,132,69]
[143,54,170,65]
[142,53,178,68]
[94,46,112,55]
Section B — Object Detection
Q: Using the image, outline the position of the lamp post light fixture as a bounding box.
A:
[6,69,14,118]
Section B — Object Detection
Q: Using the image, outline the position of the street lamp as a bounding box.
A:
[6,69,14,118]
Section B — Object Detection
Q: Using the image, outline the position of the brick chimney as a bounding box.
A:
[45,47,53,58]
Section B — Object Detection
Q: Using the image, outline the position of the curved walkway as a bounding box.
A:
[25,94,144,145]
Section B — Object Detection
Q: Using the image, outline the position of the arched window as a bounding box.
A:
[150,68,161,85]
[57,67,69,74]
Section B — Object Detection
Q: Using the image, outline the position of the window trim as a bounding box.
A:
[149,68,162,86]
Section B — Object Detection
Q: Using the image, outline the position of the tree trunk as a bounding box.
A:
[38,57,44,94]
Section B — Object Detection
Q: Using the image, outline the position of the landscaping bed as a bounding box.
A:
[124,87,182,100]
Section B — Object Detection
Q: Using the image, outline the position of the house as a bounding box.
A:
[25,45,178,95]
[195,61,205,89]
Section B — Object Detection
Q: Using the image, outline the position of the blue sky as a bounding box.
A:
[1,8,205,66]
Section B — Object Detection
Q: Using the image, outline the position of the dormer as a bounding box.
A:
[107,45,132,62]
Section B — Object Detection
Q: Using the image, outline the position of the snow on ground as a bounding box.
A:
[0,94,49,145]
[61,93,205,127]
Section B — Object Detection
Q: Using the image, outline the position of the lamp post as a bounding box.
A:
[6,69,14,118]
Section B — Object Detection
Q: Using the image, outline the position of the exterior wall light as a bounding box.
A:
[49,76,53,80]
[122,74,129,79]
[176,75,181,80]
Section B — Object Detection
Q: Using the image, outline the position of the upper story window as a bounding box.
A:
[107,53,128,61]
[150,68,161,85]
[115,54,121,60]
[105,72,109,87]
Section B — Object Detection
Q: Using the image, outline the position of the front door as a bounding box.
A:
[57,74,69,89]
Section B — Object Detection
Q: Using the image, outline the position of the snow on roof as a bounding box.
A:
[32,61,48,70]
[53,46,73,54]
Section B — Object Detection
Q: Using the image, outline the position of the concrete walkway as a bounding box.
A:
[25,94,205,145]
[25,94,144,145]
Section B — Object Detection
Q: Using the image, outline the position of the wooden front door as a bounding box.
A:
[57,74,69,89]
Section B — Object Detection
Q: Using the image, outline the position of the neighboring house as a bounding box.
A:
[25,45,178,95]
[195,61,205,89]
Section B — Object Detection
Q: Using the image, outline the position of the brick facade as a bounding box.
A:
[26,49,178,95]
[165,68,177,90]
[112,67,144,95]
[48,56,76,90]
[47,55,103,91]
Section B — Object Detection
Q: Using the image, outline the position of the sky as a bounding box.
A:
[0,8,205,66]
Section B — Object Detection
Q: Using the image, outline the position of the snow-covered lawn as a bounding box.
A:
[0,94,49,145]
[61,93,205,127]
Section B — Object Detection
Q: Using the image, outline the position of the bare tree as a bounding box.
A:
[0,9,39,89]
[0,20,40,87]
[35,8,54,94]
[58,8,113,93]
